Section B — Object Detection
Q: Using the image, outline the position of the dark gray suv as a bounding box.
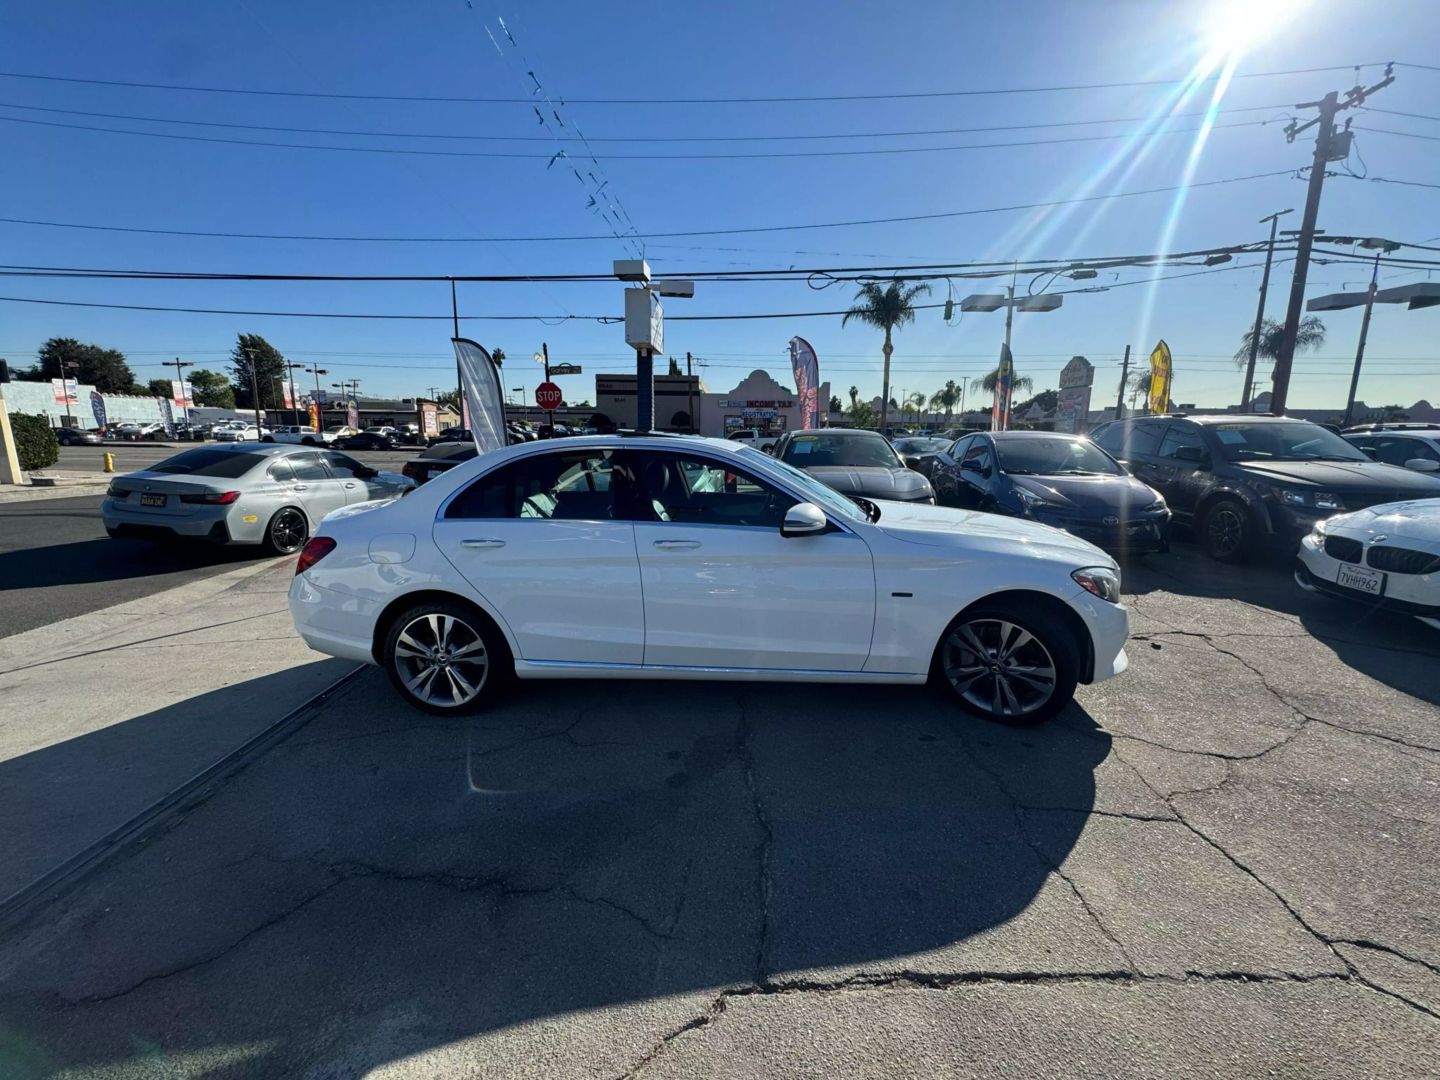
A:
[1089,414,1440,561]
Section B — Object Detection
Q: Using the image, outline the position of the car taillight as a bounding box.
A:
[106,482,130,498]
[402,463,426,482]
[180,490,241,505]
[295,536,337,575]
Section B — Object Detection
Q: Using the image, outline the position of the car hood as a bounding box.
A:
[872,499,1115,565]
[1237,459,1440,494]
[803,465,933,500]
[1012,473,1160,511]
[1329,497,1440,542]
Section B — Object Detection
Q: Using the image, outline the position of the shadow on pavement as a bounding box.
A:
[0,674,1109,1078]
[0,533,266,592]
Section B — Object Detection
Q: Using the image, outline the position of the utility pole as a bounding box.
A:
[1115,344,1131,421]
[686,351,696,433]
[1342,250,1383,428]
[451,279,465,428]
[1241,209,1293,411]
[246,348,262,433]
[171,357,193,424]
[1270,65,1394,416]
[541,341,550,382]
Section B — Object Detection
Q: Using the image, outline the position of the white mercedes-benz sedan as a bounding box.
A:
[288,434,1129,725]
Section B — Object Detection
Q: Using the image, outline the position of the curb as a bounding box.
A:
[0,483,111,504]
[0,664,366,933]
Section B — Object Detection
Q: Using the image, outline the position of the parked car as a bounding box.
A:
[266,425,336,447]
[394,423,424,446]
[1090,414,1440,562]
[339,430,395,451]
[213,422,270,442]
[428,427,473,447]
[727,428,779,454]
[1341,427,1440,474]
[1295,497,1440,632]
[325,425,360,440]
[891,436,954,479]
[773,428,935,505]
[114,421,165,441]
[290,434,1128,724]
[102,444,413,554]
[402,441,477,485]
[55,427,103,446]
[931,432,1170,554]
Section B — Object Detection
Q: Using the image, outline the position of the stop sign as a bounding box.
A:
[535,381,563,411]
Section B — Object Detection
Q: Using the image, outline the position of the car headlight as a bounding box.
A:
[1314,492,1345,511]
[1275,488,1345,512]
[1143,498,1167,513]
[1015,487,1055,512]
[1072,566,1122,603]
[1309,518,1329,542]
[1277,488,1308,506]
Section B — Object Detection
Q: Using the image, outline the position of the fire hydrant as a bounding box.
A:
[103,452,115,473]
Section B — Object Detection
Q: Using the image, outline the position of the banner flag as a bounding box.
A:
[89,390,107,431]
[157,397,176,438]
[1148,340,1172,415]
[51,378,78,405]
[453,337,508,452]
[171,380,194,407]
[281,382,294,409]
[346,399,360,430]
[788,336,820,429]
[991,342,1015,431]
[308,401,320,430]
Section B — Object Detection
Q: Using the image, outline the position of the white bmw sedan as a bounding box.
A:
[288,435,1129,725]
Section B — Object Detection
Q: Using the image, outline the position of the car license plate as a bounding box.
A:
[1335,563,1384,596]
[140,493,167,507]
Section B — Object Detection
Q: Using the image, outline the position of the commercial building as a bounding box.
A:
[591,369,831,437]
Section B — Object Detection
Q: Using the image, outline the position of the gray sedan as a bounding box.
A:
[102,443,413,554]
[772,428,936,504]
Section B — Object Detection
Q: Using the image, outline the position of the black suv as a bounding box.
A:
[1090,414,1440,561]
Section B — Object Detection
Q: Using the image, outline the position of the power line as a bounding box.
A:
[0,63,1385,105]
[0,98,1300,143]
[0,168,1299,243]
[0,112,1273,159]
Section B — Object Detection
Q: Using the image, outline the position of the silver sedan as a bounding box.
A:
[102,443,413,554]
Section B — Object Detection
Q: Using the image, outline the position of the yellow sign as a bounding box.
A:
[1148,340,1172,415]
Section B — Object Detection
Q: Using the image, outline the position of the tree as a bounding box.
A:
[848,386,859,408]
[436,389,462,409]
[1378,404,1410,422]
[1012,388,1058,415]
[1233,316,1327,374]
[145,378,173,398]
[188,369,235,409]
[229,334,289,409]
[10,413,58,471]
[928,380,962,422]
[904,391,927,421]
[37,338,136,393]
[847,399,879,430]
[971,366,1035,398]
[841,279,932,433]
[829,395,843,414]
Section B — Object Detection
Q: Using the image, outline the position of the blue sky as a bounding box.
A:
[0,0,1437,411]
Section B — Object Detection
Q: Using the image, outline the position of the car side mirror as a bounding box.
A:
[358,466,379,479]
[780,502,829,537]
[960,457,983,473]
[1404,458,1440,473]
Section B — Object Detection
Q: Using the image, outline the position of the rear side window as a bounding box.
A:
[289,453,331,482]
[1156,424,1205,460]
[446,450,626,520]
[269,458,297,483]
[151,448,265,478]
[950,435,975,459]
[1115,423,1163,458]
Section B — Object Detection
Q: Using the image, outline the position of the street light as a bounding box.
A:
[1240,208,1294,411]
[512,385,526,407]
[960,283,1064,429]
[1306,238,1406,426]
[614,259,696,431]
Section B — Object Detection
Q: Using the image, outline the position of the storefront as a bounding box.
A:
[697,369,832,438]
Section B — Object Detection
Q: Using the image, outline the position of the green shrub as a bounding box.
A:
[10,412,59,471]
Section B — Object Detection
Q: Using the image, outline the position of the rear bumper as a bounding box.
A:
[288,574,383,664]
[101,498,233,543]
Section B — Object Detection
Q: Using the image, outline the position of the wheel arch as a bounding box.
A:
[933,588,1095,684]
[369,588,513,667]
[1195,485,1273,536]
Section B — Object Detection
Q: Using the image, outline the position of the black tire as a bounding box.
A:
[933,599,1080,726]
[382,599,512,716]
[261,435,275,443]
[1200,497,1252,563]
[301,437,315,446]
[263,506,309,555]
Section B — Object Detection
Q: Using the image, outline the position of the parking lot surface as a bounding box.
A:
[0,549,1435,1078]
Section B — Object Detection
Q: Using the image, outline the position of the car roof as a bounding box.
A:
[1343,427,1438,438]
[987,430,1086,440]
[783,428,885,438]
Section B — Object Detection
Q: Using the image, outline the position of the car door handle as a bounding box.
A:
[292,484,308,492]
[460,538,506,549]
[343,482,357,489]
[653,539,700,549]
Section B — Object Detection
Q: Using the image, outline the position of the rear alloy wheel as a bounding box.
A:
[383,602,508,715]
[937,605,1079,725]
[1200,498,1250,563]
[264,507,309,555]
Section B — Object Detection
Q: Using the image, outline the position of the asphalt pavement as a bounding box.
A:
[0,547,1435,1077]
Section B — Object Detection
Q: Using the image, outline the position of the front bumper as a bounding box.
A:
[1295,533,1440,617]
[1068,588,1130,684]
[1030,510,1171,552]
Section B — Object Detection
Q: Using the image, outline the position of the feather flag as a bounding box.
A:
[992,342,1015,431]
[453,338,508,453]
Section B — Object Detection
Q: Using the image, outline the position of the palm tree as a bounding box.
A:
[1129,369,1154,413]
[904,391,927,424]
[1233,316,1326,387]
[848,385,859,409]
[841,280,932,432]
[929,380,962,422]
[971,366,1035,398]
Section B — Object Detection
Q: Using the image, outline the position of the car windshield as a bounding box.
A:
[780,433,902,468]
[994,437,1125,476]
[1209,421,1370,462]
[893,437,951,454]
[150,448,266,478]
[739,447,869,524]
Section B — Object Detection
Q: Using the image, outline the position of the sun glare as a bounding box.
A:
[1201,0,1307,62]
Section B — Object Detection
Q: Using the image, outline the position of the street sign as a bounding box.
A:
[549,363,583,376]
[535,381,563,411]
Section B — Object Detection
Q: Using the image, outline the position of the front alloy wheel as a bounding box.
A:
[938,604,1079,725]
[386,608,495,714]
[1201,498,1250,563]
[265,507,309,554]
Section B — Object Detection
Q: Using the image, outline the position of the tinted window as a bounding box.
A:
[324,452,370,479]
[1090,424,1123,454]
[1365,436,1440,466]
[289,453,331,482]
[893,438,951,454]
[1156,424,1205,461]
[446,449,627,520]
[269,458,297,483]
[1208,421,1368,462]
[994,436,1125,475]
[780,433,901,468]
[950,435,975,460]
[150,448,266,478]
[633,451,795,528]
[1122,423,1164,458]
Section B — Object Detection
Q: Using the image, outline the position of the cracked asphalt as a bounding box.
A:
[0,546,1437,1078]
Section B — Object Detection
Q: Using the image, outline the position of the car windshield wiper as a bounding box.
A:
[1005,468,1038,475]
